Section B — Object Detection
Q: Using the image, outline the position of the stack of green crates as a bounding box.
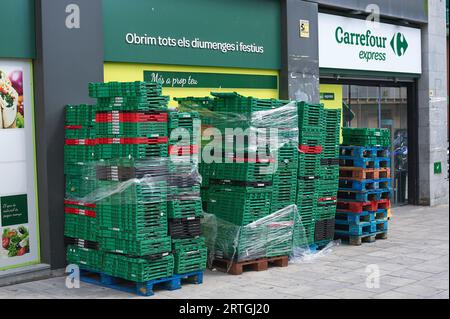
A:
[313,108,342,246]
[64,104,102,271]
[167,110,207,275]
[65,82,174,283]
[296,102,324,246]
[342,128,391,147]
[182,92,296,262]
[270,142,298,213]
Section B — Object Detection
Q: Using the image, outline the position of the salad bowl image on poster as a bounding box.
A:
[1,225,30,258]
[0,69,24,129]
[0,59,39,271]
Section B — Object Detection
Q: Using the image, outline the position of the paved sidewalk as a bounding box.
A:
[0,205,448,299]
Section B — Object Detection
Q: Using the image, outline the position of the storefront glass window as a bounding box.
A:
[343,85,408,206]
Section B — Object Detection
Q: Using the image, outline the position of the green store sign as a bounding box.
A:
[143,71,278,89]
[0,0,35,59]
[103,0,281,69]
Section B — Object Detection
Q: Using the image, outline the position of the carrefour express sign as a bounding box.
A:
[319,13,422,74]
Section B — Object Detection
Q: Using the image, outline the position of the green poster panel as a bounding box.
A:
[144,71,278,89]
[103,0,280,69]
[0,0,35,59]
[1,195,29,227]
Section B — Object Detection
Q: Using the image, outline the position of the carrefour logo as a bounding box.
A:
[390,32,408,57]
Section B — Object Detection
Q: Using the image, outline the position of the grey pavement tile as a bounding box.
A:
[305,278,354,291]
[325,287,376,299]
[408,263,449,274]
[379,275,418,287]
[0,205,447,300]
[367,250,399,258]
[322,272,367,284]
[350,281,399,294]
[306,294,339,299]
[389,268,436,281]
[403,253,444,262]
[432,290,449,299]
[416,278,450,290]
[372,290,424,299]
[394,283,445,298]
[385,256,428,266]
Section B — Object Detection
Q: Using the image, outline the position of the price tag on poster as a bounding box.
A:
[0,59,39,270]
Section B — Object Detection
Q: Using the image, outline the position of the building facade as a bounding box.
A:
[0,0,448,280]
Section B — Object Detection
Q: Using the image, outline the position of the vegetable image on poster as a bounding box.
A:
[0,68,24,129]
[1,225,30,258]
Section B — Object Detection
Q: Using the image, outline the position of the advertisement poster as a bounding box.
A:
[0,59,39,270]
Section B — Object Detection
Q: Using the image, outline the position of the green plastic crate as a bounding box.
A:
[89,82,162,98]
[168,200,203,219]
[64,213,97,242]
[95,122,167,138]
[172,237,208,274]
[207,186,272,226]
[65,104,96,126]
[97,206,168,235]
[342,136,391,147]
[102,253,174,282]
[96,143,168,160]
[66,245,103,271]
[298,153,321,176]
[297,102,324,128]
[297,178,319,195]
[64,145,97,164]
[315,203,337,220]
[65,177,97,199]
[99,234,172,256]
[342,128,391,139]
[210,161,275,183]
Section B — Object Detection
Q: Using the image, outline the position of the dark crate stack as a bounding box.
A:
[178,93,298,263]
[64,82,207,295]
[336,128,392,245]
[295,103,341,248]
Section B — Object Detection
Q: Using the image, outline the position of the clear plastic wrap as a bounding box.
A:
[177,93,299,158]
[201,205,315,269]
[65,157,202,205]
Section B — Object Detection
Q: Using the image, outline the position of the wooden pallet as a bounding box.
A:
[212,256,289,275]
[339,167,391,181]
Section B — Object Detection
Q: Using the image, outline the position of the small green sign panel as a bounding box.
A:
[1,195,29,227]
[144,71,278,89]
[320,93,335,100]
[434,162,442,175]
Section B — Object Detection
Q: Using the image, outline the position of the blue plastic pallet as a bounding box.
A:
[339,146,390,158]
[335,230,388,246]
[309,240,333,252]
[335,211,375,224]
[80,269,203,297]
[339,156,391,169]
[339,178,392,191]
[339,179,377,191]
[338,189,392,202]
[374,209,389,221]
[373,220,389,233]
[335,220,373,236]
[376,178,392,190]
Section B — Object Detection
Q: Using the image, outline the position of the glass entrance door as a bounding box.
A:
[342,85,408,206]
